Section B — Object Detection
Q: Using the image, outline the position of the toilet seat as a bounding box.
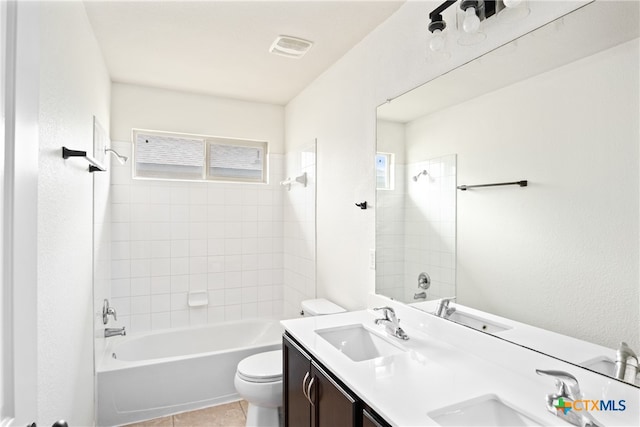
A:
[236,350,282,383]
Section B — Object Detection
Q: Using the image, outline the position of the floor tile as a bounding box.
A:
[173,402,246,427]
[239,400,249,417]
[124,415,173,427]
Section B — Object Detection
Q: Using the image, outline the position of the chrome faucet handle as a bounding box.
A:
[418,272,431,290]
[373,306,409,341]
[435,296,456,317]
[102,299,117,325]
[536,369,603,427]
[615,342,638,381]
[618,342,638,360]
[373,306,396,322]
[536,369,581,399]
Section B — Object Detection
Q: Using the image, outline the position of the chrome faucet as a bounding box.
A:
[105,327,126,338]
[536,369,602,427]
[102,299,117,325]
[614,342,638,383]
[374,306,409,340]
[434,297,456,318]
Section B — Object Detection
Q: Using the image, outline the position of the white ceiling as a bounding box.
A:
[83,0,405,105]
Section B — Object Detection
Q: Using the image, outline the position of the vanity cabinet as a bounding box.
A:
[283,333,390,427]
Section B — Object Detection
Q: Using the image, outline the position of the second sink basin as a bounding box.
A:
[315,324,405,362]
[428,394,543,426]
[446,310,512,334]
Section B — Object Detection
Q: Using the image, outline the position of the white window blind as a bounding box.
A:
[132,129,268,183]
[134,132,204,179]
[208,141,265,181]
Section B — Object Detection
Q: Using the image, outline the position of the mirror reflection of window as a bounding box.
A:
[376,152,394,190]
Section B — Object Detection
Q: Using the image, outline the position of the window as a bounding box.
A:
[376,152,394,190]
[208,139,266,182]
[132,129,268,183]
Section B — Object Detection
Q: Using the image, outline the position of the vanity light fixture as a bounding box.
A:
[427,0,527,52]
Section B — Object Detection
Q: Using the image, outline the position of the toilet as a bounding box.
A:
[234,299,346,427]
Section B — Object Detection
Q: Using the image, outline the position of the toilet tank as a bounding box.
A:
[301,299,346,316]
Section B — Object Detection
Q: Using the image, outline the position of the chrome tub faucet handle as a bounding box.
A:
[102,299,118,325]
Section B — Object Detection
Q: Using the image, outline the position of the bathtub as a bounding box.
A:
[96,318,283,426]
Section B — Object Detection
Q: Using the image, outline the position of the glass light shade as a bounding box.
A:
[503,0,523,8]
[498,0,530,23]
[429,29,446,52]
[463,7,481,33]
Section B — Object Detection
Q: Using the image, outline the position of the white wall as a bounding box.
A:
[111,83,285,153]
[3,1,40,425]
[285,1,586,311]
[404,39,639,349]
[109,84,287,333]
[38,1,111,425]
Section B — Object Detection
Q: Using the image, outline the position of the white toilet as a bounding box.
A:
[234,299,346,427]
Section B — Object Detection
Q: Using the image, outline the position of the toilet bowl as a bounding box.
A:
[234,350,283,427]
[234,299,346,427]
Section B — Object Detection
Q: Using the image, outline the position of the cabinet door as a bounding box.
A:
[283,334,312,427]
[362,408,389,427]
[310,361,359,427]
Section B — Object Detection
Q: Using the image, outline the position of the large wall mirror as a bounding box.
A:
[376,0,639,385]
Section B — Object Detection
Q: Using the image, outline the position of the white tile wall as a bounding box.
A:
[283,144,317,317]
[403,154,456,301]
[375,164,406,301]
[107,140,285,334]
[376,155,456,302]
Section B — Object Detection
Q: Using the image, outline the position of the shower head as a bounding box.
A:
[412,170,428,182]
[105,148,129,165]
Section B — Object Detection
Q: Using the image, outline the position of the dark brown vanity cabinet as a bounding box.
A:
[283,333,390,427]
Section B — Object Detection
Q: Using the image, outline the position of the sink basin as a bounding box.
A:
[581,356,616,376]
[428,394,543,426]
[581,356,640,385]
[315,324,405,362]
[446,311,512,334]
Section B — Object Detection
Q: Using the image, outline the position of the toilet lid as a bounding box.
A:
[237,350,282,383]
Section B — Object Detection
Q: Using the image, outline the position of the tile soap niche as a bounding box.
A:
[188,291,209,307]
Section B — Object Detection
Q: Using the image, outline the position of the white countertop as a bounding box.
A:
[281,296,640,427]
[410,300,624,378]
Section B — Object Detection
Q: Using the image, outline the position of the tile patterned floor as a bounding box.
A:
[124,400,249,427]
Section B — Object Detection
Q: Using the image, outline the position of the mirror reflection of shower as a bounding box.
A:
[412,169,428,181]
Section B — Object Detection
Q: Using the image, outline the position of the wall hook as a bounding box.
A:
[355,201,367,210]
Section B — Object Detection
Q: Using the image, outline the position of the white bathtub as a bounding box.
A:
[96,319,283,426]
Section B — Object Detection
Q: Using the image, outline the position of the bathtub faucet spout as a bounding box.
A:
[105,327,126,338]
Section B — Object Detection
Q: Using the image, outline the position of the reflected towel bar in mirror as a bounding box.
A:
[457,180,527,191]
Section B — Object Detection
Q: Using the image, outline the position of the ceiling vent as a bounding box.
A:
[269,35,313,59]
